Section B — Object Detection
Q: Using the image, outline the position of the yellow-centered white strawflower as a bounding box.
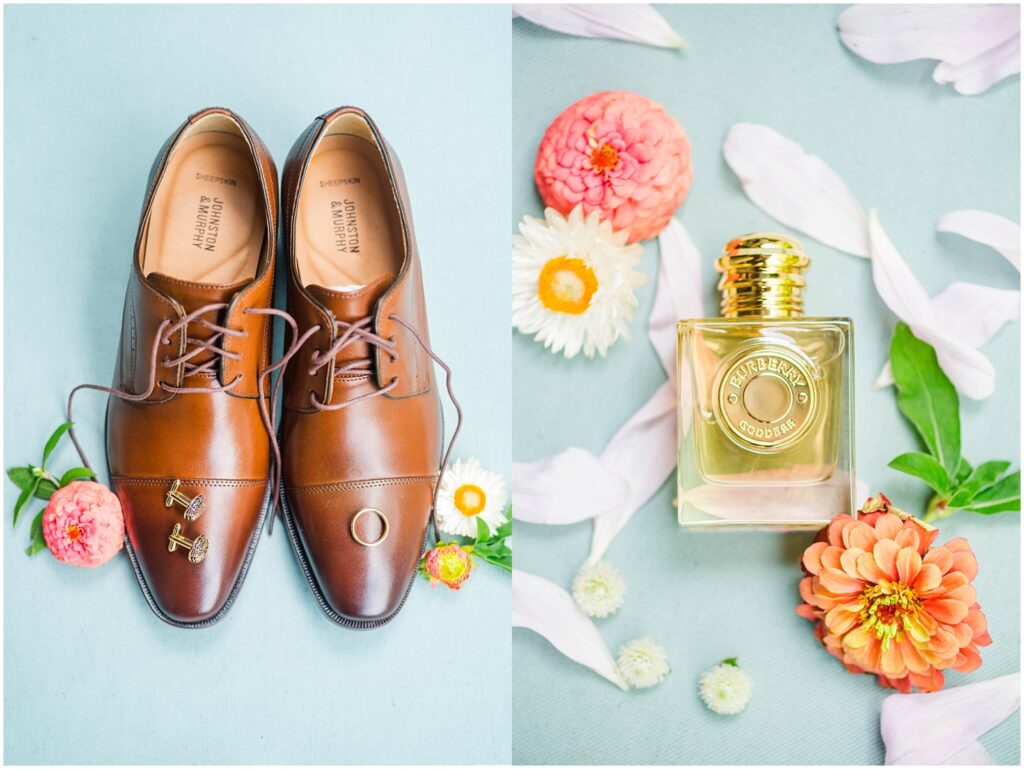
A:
[617,637,670,689]
[699,659,752,715]
[435,458,508,538]
[572,560,626,618]
[512,205,645,358]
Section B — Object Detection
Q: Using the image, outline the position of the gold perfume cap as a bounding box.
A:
[715,233,810,318]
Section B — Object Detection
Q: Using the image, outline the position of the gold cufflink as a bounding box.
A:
[165,479,206,521]
[167,523,209,564]
[350,507,389,547]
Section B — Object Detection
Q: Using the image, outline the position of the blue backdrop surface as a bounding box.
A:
[3,4,510,764]
[512,5,1020,765]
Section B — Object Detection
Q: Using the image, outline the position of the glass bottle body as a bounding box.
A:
[676,317,855,528]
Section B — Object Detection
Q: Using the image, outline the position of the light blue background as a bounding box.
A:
[4,5,510,764]
[513,5,1020,765]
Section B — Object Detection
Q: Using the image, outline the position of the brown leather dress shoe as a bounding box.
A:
[277,107,454,628]
[99,107,278,627]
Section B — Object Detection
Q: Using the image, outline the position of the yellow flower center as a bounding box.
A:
[537,256,598,315]
[437,549,469,583]
[454,484,487,517]
[66,524,81,541]
[591,143,619,173]
[859,581,922,650]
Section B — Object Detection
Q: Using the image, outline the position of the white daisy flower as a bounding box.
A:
[512,205,645,358]
[572,560,626,618]
[699,659,752,715]
[435,458,508,538]
[616,637,670,689]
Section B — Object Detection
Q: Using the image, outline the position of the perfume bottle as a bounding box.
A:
[676,233,855,529]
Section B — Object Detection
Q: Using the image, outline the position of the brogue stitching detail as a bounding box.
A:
[286,474,438,496]
[111,476,267,488]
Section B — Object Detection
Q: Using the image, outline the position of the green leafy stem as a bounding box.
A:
[888,323,1020,521]
[466,511,512,574]
[7,421,95,555]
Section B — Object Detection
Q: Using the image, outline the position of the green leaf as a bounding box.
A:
[474,551,512,573]
[475,516,491,542]
[25,511,47,556]
[962,471,1021,515]
[25,537,48,556]
[722,658,739,667]
[889,452,952,495]
[59,467,96,486]
[13,482,35,526]
[949,461,1012,508]
[41,421,72,465]
[890,323,961,477]
[496,517,512,539]
[954,458,973,484]
[33,479,58,500]
[7,466,33,492]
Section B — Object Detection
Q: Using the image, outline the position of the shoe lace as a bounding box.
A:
[67,303,255,469]
[252,310,463,539]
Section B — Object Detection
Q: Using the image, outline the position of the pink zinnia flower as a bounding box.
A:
[534,90,692,243]
[42,481,124,567]
[419,542,474,591]
[797,494,991,693]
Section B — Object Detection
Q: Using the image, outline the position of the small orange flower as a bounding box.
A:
[797,494,991,693]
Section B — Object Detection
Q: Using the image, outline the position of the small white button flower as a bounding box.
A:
[616,637,670,689]
[699,658,752,715]
[572,560,626,618]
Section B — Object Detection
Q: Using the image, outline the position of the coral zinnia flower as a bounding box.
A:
[534,91,692,243]
[42,481,124,567]
[797,494,991,692]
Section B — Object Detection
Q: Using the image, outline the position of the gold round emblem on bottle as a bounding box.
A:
[713,346,818,452]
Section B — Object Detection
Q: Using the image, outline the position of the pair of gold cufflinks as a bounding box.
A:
[165,480,209,564]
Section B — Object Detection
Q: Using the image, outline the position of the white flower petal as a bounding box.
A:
[938,209,1021,270]
[880,672,1020,765]
[929,282,1020,350]
[868,209,935,325]
[512,569,629,690]
[933,31,1021,95]
[513,4,687,49]
[723,124,870,257]
[942,741,995,765]
[838,4,1019,65]
[650,218,705,376]
[874,360,895,390]
[512,447,630,525]
[869,210,1000,400]
[872,280,1015,393]
[588,380,677,563]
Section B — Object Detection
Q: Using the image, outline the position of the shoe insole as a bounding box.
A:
[143,131,264,284]
[295,134,402,289]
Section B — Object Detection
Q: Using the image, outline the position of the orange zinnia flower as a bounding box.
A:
[797,494,991,692]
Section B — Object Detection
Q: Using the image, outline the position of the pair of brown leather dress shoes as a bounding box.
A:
[98,106,451,629]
